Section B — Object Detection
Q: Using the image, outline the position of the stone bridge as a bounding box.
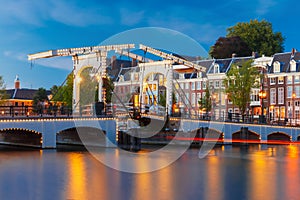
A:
[179,118,300,143]
[0,117,116,148]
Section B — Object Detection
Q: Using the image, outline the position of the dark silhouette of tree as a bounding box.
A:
[210,36,252,59]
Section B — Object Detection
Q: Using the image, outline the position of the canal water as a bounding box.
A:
[0,144,299,200]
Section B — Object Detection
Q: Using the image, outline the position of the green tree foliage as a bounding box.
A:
[0,76,8,104]
[51,72,73,108]
[226,19,284,56]
[209,36,252,59]
[79,68,97,107]
[198,86,212,114]
[103,77,114,104]
[223,60,260,115]
[33,88,48,114]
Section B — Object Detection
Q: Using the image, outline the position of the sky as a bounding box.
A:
[0,0,298,89]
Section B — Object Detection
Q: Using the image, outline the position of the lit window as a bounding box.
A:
[278,77,284,84]
[273,61,280,73]
[270,77,276,85]
[287,76,293,84]
[290,60,297,72]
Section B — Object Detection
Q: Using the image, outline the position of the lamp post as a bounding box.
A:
[258,90,267,123]
[292,92,296,126]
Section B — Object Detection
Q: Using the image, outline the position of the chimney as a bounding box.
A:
[14,75,20,89]
[111,55,116,70]
[292,48,297,56]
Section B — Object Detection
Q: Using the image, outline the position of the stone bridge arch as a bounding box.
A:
[57,126,107,146]
[0,128,42,147]
[232,130,261,142]
[193,127,224,143]
[268,132,291,143]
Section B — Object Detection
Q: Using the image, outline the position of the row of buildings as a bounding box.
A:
[114,48,300,124]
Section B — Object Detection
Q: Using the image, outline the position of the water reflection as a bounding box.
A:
[0,145,299,199]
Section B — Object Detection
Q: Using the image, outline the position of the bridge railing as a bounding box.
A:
[0,105,72,118]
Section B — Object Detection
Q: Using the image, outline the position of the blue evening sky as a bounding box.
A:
[0,0,298,89]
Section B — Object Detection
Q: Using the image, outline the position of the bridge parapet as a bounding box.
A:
[0,117,117,148]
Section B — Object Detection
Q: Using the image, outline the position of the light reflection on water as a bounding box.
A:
[0,145,299,200]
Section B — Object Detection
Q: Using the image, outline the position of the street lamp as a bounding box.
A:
[292,92,296,125]
[258,90,267,123]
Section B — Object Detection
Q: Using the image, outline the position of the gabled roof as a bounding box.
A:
[5,89,51,100]
[207,58,232,74]
[269,52,292,73]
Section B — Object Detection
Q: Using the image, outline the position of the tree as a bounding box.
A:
[51,72,73,108]
[226,19,284,56]
[33,88,49,114]
[102,76,114,104]
[223,59,260,117]
[0,76,8,104]
[209,36,252,59]
[198,86,212,116]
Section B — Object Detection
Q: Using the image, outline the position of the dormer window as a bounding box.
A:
[214,64,219,73]
[290,60,297,72]
[274,61,280,73]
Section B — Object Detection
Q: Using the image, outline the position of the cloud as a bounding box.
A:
[3,50,72,70]
[120,8,145,26]
[33,57,73,71]
[256,0,277,15]
[49,1,114,27]
[0,0,114,27]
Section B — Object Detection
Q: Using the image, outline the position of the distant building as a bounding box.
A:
[1,76,51,116]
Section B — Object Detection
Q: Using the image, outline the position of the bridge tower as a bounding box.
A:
[28,44,134,114]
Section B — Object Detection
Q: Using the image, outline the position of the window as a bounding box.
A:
[278,88,284,104]
[295,86,300,97]
[209,81,213,87]
[290,60,297,72]
[197,93,201,105]
[185,93,189,104]
[180,83,184,90]
[203,81,206,89]
[214,64,219,73]
[196,82,201,90]
[185,83,189,90]
[215,81,220,88]
[221,81,225,88]
[278,77,284,84]
[270,88,276,105]
[191,93,196,106]
[287,86,293,98]
[287,76,293,84]
[295,75,300,83]
[191,82,195,90]
[270,77,276,85]
[274,61,280,73]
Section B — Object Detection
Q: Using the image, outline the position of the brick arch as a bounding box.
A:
[0,128,42,147]
[268,132,291,143]
[57,126,106,146]
[193,128,223,143]
[232,130,261,141]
